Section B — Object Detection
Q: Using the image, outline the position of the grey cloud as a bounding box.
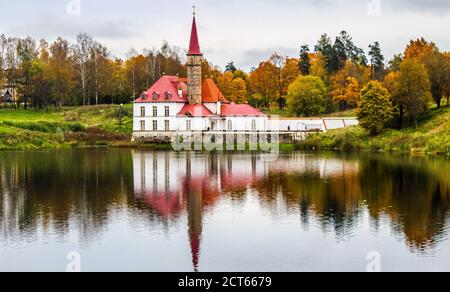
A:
[239,47,299,69]
[388,0,450,14]
[7,14,138,40]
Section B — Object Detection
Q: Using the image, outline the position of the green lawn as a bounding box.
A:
[0,105,133,150]
[301,106,450,156]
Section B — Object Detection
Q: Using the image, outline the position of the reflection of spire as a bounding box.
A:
[187,179,203,273]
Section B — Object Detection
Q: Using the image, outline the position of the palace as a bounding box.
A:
[132,11,358,142]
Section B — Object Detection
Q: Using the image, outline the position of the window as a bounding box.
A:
[140,120,145,131]
[153,120,158,131]
[164,106,170,117]
[251,120,257,131]
[164,91,172,100]
[228,120,233,131]
[153,106,158,117]
[186,120,192,131]
[140,106,145,117]
[152,92,160,100]
[165,120,170,131]
[140,92,147,100]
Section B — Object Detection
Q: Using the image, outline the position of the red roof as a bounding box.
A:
[221,104,265,117]
[134,76,187,103]
[188,17,202,55]
[202,79,229,103]
[178,104,214,117]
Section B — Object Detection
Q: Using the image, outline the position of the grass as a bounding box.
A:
[0,105,133,150]
[300,106,450,156]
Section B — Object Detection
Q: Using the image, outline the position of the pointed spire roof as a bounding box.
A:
[188,8,202,56]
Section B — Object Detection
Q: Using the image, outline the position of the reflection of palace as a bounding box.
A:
[132,151,268,271]
[132,151,363,271]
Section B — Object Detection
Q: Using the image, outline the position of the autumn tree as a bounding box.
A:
[287,75,327,117]
[281,58,300,96]
[217,71,234,100]
[249,61,278,108]
[16,36,38,109]
[404,38,438,61]
[0,34,5,83]
[330,75,361,110]
[423,51,450,108]
[389,58,431,126]
[4,37,20,106]
[89,42,109,105]
[29,40,52,109]
[357,81,393,135]
[310,52,328,83]
[202,60,222,81]
[270,52,286,109]
[73,33,93,106]
[299,45,311,75]
[48,37,74,108]
[231,78,247,104]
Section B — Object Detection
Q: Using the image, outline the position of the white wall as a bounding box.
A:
[133,102,185,132]
[225,117,267,131]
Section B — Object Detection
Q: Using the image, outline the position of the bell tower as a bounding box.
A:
[186,6,203,105]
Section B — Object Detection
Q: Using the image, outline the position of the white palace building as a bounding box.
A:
[132,12,357,143]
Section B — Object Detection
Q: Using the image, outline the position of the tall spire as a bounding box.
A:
[188,6,202,56]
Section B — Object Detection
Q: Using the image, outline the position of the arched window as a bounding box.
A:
[251,120,257,131]
[228,120,233,131]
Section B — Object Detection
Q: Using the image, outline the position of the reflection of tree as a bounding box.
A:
[360,156,450,252]
[255,156,363,238]
[0,149,135,244]
[255,153,450,252]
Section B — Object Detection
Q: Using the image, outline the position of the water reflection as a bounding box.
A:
[1,149,450,271]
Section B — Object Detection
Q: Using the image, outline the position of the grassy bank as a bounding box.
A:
[0,105,133,150]
[300,107,450,156]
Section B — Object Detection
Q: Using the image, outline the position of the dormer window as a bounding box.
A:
[152,92,160,101]
[164,91,172,101]
[140,92,147,100]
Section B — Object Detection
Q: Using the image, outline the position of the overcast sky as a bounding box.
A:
[1,0,449,71]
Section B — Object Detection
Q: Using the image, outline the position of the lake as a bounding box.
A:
[0,149,449,272]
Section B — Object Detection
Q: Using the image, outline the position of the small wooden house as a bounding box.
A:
[0,89,13,103]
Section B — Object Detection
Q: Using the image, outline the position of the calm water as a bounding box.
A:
[0,149,450,272]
